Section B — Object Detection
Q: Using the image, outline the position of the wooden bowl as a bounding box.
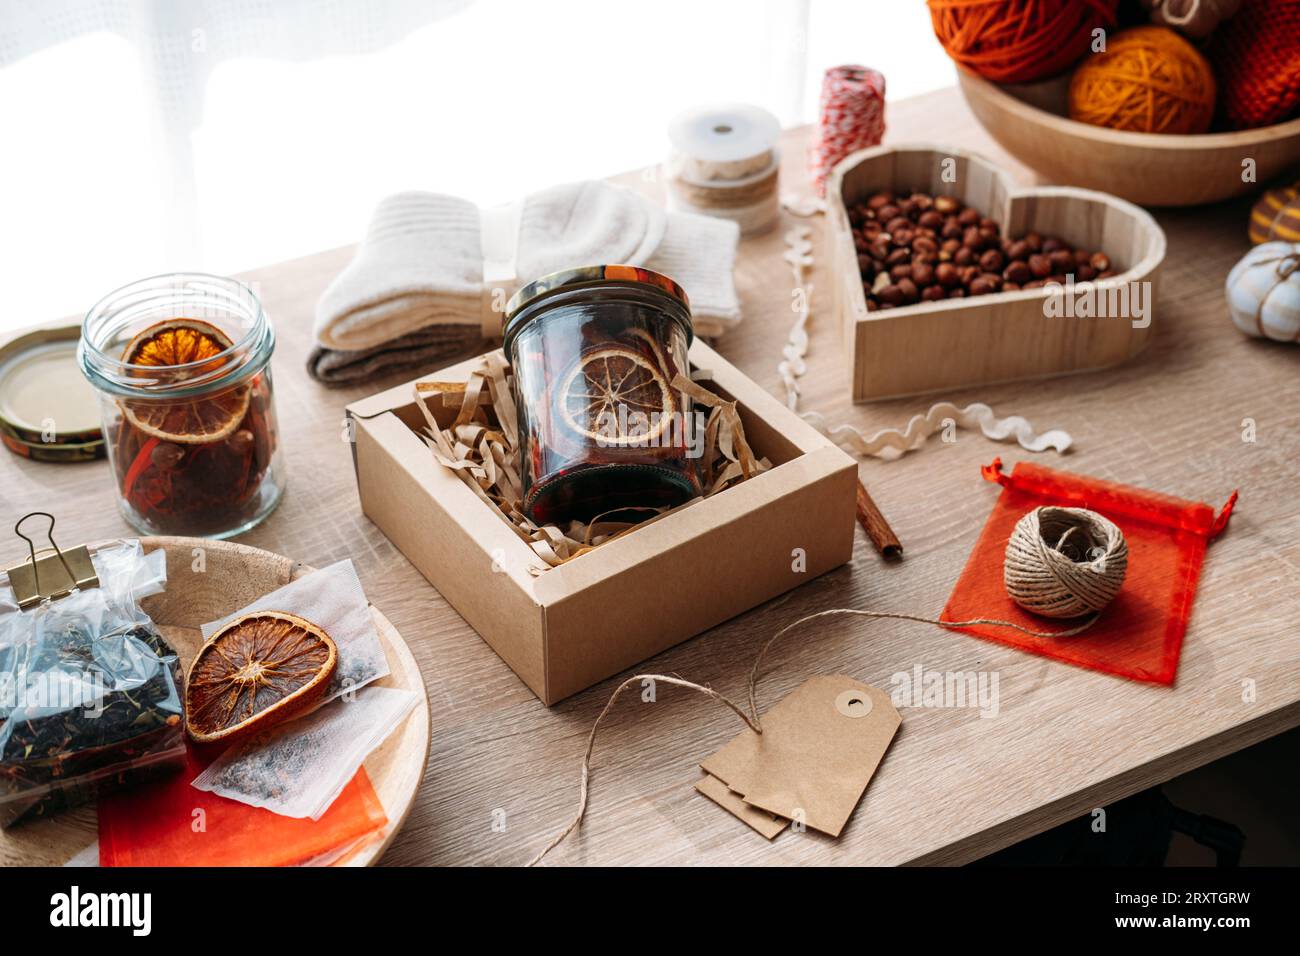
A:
[0,537,430,867]
[828,144,1166,401]
[957,67,1300,207]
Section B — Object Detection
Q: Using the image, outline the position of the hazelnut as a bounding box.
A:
[151,442,185,470]
[1003,260,1031,284]
[877,283,905,306]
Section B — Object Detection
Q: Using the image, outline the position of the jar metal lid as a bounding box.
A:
[0,324,104,462]
[502,264,692,352]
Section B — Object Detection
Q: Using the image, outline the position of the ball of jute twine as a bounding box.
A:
[1004,506,1128,618]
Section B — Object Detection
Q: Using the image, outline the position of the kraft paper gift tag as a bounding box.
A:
[697,675,900,838]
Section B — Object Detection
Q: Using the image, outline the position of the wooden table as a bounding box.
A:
[5,87,1298,866]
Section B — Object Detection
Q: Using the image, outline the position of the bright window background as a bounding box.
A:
[0,0,952,331]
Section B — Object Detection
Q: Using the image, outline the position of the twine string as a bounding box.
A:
[1004,507,1128,618]
[528,590,1107,867]
[524,674,759,867]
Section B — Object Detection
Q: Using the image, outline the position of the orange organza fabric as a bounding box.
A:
[943,458,1236,685]
[98,748,387,867]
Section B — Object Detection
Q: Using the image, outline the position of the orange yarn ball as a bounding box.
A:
[929,0,1119,84]
[1068,26,1216,134]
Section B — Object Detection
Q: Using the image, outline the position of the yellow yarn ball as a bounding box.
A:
[1068,25,1216,134]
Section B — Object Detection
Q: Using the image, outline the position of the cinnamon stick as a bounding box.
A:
[855,478,902,559]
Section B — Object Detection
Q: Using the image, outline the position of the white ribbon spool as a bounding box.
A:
[666,103,781,237]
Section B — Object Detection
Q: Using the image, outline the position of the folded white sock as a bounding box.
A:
[314,181,741,352]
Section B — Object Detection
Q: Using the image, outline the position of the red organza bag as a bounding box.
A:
[943,458,1236,685]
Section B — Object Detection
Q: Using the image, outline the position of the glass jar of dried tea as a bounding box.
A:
[502,265,703,525]
[79,274,285,538]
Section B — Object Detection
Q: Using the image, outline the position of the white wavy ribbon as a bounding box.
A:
[803,403,1072,459]
[777,196,1073,460]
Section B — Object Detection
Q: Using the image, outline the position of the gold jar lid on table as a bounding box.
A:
[0,324,104,463]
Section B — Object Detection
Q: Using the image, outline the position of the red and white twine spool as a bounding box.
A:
[809,65,886,196]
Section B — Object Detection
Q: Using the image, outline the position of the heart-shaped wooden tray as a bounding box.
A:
[827,144,1167,401]
[0,536,429,867]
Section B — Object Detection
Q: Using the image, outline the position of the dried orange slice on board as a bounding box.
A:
[185,611,338,746]
[120,318,250,444]
[558,347,674,444]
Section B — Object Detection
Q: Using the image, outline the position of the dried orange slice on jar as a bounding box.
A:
[185,611,338,745]
[558,346,675,444]
[120,318,250,444]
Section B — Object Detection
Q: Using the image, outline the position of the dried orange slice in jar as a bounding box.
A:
[558,346,675,445]
[120,318,250,443]
[185,611,337,745]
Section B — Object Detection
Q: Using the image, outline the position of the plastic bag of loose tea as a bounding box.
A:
[0,539,184,827]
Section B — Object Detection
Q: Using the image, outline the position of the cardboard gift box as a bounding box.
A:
[345,340,857,704]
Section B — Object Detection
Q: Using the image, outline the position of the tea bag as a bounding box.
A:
[191,685,417,819]
[200,559,387,704]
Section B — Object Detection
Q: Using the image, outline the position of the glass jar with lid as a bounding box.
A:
[502,265,703,525]
[79,273,285,538]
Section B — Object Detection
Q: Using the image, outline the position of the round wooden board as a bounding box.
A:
[0,536,430,867]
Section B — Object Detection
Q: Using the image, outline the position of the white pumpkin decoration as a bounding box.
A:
[1225,241,1300,343]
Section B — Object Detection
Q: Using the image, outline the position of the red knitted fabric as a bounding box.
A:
[1212,0,1300,128]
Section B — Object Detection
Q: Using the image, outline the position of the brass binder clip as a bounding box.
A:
[6,512,99,609]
